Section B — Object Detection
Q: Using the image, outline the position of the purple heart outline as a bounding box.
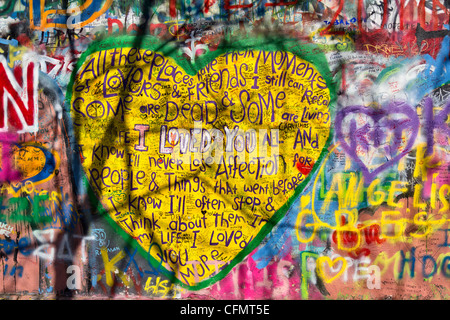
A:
[335,101,419,183]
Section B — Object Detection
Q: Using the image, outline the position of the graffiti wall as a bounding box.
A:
[0,0,450,302]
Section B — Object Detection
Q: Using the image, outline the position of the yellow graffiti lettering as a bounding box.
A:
[439,184,450,213]
[387,181,408,208]
[100,247,131,287]
[380,210,404,239]
[334,208,361,251]
[414,144,442,181]
[367,178,386,206]
[414,184,427,210]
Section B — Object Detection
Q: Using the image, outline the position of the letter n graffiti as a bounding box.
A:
[0,55,38,133]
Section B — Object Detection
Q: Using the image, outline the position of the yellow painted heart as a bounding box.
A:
[316,256,348,283]
[69,37,332,288]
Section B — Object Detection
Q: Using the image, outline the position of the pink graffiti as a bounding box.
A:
[0,132,21,182]
[182,253,301,299]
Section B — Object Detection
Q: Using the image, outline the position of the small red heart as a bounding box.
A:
[296,161,314,175]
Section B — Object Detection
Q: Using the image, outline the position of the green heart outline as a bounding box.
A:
[65,33,337,291]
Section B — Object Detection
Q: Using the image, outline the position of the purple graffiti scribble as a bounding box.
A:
[335,102,419,183]
[423,96,450,156]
